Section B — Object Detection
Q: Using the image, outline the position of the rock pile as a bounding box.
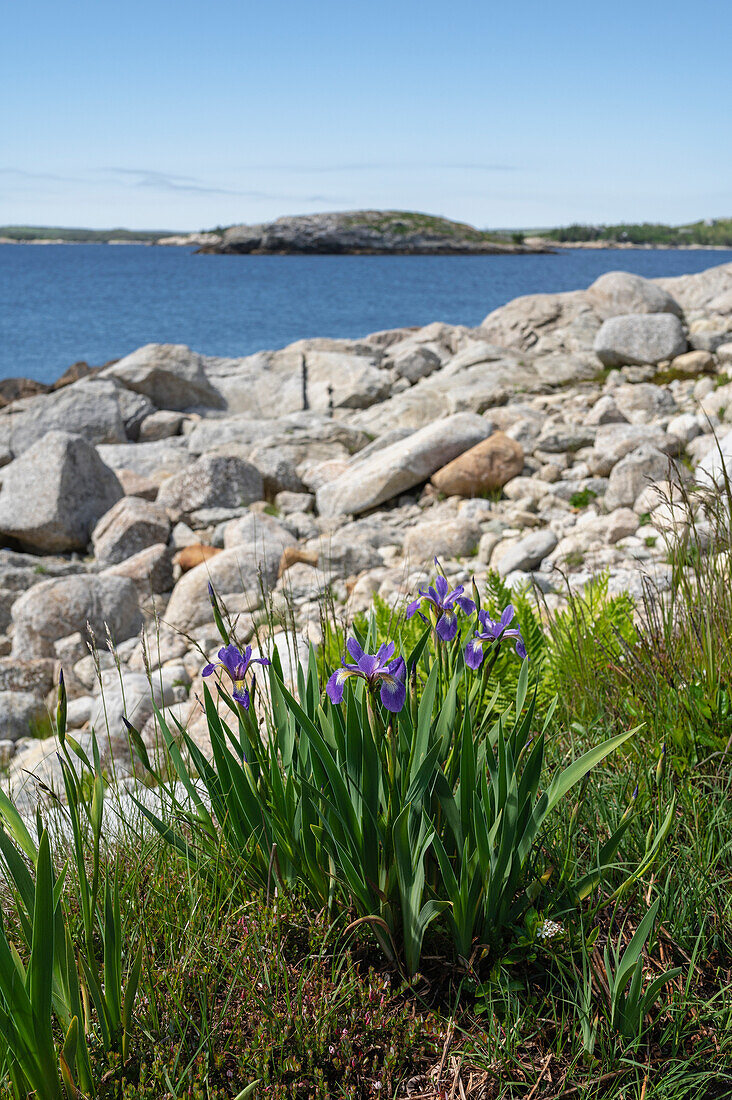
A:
[2,263,732,808]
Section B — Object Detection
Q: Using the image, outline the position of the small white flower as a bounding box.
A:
[537,918,563,940]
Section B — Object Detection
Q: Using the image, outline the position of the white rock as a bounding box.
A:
[666,413,702,446]
[594,314,687,367]
[403,519,481,564]
[604,446,675,511]
[697,428,732,488]
[587,424,679,476]
[585,270,682,319]
[612,383,676,425]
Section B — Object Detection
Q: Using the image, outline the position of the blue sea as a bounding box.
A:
[2,244,732,384]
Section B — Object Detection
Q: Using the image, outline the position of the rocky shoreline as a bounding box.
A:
[185,211,552,255]
[1,261,732,810]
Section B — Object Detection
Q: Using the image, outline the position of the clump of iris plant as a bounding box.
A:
[406,562,476,642]
[326,639,407,713]
[203,643,271,709]
[465,605,527,669]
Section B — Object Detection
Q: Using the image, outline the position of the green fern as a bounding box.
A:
[547,573,637,725]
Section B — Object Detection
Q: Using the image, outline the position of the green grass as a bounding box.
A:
[570,488,598,509]
[2,480,732,1097]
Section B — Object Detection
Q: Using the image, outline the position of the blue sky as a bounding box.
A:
[2,0,731,230]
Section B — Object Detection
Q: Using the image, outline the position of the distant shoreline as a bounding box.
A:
[2,237,732,253]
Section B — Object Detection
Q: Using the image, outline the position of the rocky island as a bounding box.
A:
[1,261,732,811]
[190,210,552,254]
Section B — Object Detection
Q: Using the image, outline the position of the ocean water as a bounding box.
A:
[2,244,731,384]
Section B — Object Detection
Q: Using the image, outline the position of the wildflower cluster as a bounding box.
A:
[326,561,527,714]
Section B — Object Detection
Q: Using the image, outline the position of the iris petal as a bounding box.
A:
[500,604,515,628]
[202,662,217,677]
[436,610,458,642]
[434,574,449,602]
[464,639,485,670]
[346,637,364,663]
[357,653,380,679]
[379,676,406,713]
[232,687,251,709]
[326,670,346,704]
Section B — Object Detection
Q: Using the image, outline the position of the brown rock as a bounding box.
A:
[278,546,319,578]
[430,431,524,497]
[173,544,222,573]
[0,377,50,408]
[51,361,101,390]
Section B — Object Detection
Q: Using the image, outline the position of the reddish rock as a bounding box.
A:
[430,431,524,497]
[278,546,319,578]
[173,544,222,573]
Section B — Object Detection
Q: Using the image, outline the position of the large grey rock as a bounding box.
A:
[403,518,482,563]
[247,445,307,496]
[594,314,687,367]
[101,344,226,411]
[163,545,265,632]
[612,383,676,425]
[222,511,297,564]
[0,692,47,740]
[305,537,382,578]
[0,432,123,553]
[203,342,390,417]
[387,342,443,383]
[92,497,170,566]
[157,454,264,519]
[604,446,673,511]
[496,529,558,576]
[0,379,144,456]
[656,262,732,315]
[0,658,55,695]
[102,544,173,596]
[480,290,600,356]
[11,575,142,659]
[587,424,680,476]
[96,439,193,483]
[585,271,682,319]
[316,413,491,517]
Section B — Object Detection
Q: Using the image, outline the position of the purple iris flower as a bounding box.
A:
[464,605,527,669]
[203,643,270,709]
[326,638,407,713]
[406,567,476,642]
